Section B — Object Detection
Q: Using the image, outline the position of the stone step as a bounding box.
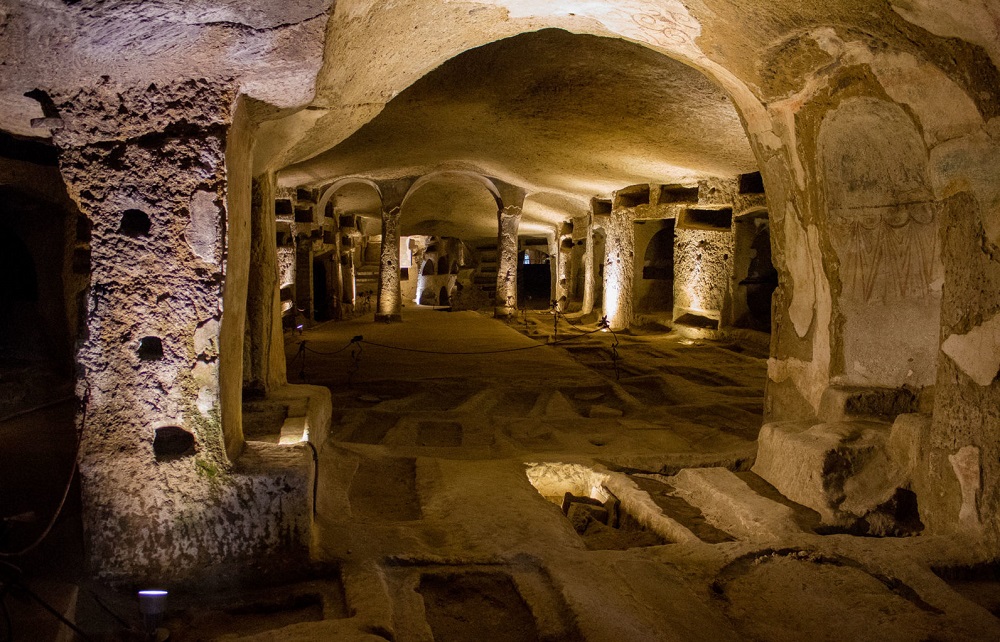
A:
[752,417,923,533]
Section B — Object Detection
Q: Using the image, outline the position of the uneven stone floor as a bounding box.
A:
[4,309,1000,640]
[181,308,999,641]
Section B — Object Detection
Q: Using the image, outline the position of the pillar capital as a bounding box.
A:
[499,204,523,219]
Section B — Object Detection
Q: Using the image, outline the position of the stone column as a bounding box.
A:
[581,212,596,315]
[342,251,356,308]
[330,211,344,321]
[555,223,572,312]
[244,173,287,395]
[495,205,522,317]
[48,80,312,585]
[375,206,402,321]
[294,236,314,324]
[603,200,635,330]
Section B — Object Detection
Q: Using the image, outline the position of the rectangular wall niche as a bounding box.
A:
[679,207,733,231]
[657,185,700,205]
[738,172,765,194]
[617,187,650,209]
[592,199,613,216]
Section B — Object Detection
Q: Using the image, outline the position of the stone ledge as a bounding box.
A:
[669,467,801,540]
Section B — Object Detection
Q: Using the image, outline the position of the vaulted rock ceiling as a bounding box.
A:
[283,29,757,235]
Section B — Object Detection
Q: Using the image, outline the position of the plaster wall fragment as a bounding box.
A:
[188,189,221,262]
[949,445,983,531]
[941,312,1000,386]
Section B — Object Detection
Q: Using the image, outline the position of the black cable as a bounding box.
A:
[347,342,363,387]
[0,561,92,642]
[88,589,133,630]
[0,385,88,559]
[0,396,76,425]
[607,321,622,381]
[301,339,357,356]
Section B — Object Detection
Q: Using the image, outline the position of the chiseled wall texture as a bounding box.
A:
[50,79,312,584]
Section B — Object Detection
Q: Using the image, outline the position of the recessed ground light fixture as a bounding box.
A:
[138,589,169,640]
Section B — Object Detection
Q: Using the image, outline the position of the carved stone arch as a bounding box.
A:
[316,177,384,216]
[400,170,504,211]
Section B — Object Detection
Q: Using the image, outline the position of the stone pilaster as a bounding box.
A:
[495,205,522,317]
[375,206,402,321]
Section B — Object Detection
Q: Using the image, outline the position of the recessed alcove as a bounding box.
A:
[118,209,151,237]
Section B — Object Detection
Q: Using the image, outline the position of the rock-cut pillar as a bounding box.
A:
[495,205,522,317]
[581,212,596,315]
[375,206,402,322]
[603,206,635,330]
[47,79,313,585]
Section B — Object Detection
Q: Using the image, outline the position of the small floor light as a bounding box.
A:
[138,589,169,641]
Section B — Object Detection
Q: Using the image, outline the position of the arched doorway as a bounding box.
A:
[438,286,450,307]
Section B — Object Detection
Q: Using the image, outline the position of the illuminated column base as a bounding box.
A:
[495,205,522,317]
[603,208,635,330]
[376,206,403,322]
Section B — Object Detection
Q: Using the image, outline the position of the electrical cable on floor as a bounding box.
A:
[0,561,92,642]
[347,340,363,387]
[88,589,133,631]
[0,385,88,559]
[607,319,622,381]
[301,339,357,356]
[0,396,76,425]
[0,385,93,640]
